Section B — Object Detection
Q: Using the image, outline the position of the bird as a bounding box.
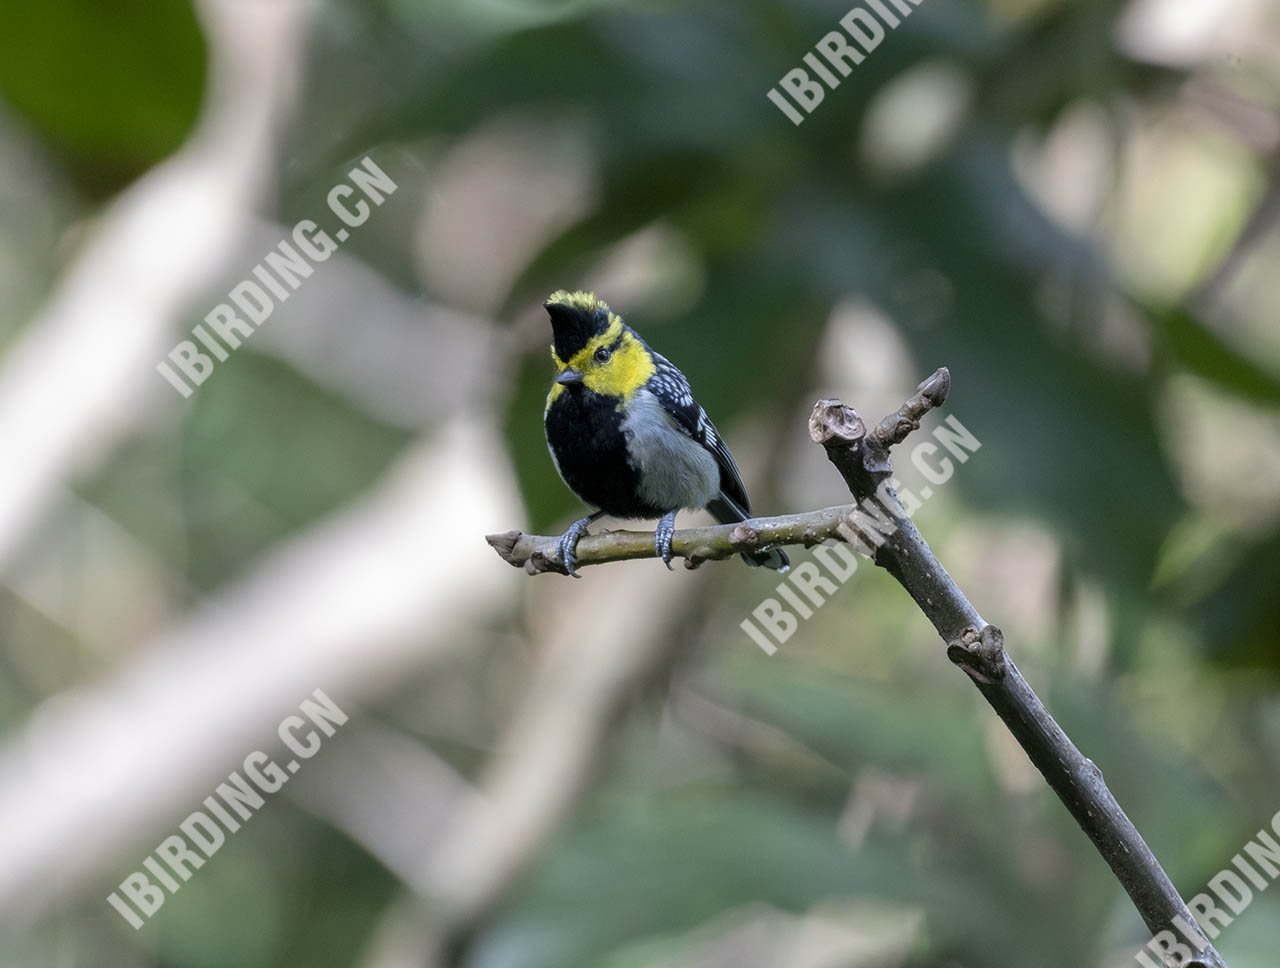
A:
[541,289,789,577]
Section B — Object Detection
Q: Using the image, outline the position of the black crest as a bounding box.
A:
[545,294,612,362]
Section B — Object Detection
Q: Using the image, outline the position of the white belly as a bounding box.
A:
[621,389,720,511]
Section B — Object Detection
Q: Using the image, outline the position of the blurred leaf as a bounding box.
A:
[471,788,1073,968]
[1149,306,1280,407]
[151,810,395,968]
[1191,529,1280,669]
[0,0,206,190]
[82,351,410,593]
[976,0,1180,130]
[178,352,411,590]
[709,655,997,807]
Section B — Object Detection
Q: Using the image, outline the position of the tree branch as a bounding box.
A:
[812,367,1226,968]
[488,366,1227,967]
[486,506,853,574]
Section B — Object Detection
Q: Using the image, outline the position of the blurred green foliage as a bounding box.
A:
[5,0,1280,966]
[0,0,205,191]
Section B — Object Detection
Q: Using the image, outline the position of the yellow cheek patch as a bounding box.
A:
[546,320,653,405]
[577,330,655,399]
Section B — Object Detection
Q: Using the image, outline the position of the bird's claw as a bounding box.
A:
[655,511,678,571]
[558,533,582,578]
[557,514,599,578]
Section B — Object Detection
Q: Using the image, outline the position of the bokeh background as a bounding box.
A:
[1,0,1279,966]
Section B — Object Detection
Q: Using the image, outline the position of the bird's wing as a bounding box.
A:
[647,354,752,514]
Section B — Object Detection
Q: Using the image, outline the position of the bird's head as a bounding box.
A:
[544,290,655,400]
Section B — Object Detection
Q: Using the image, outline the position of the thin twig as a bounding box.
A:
[487,506,854,574]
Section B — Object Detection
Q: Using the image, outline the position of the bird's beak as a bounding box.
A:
[557,368,584,386]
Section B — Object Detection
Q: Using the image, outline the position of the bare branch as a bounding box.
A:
[811,371,1226,968]
[486,506,854,575]
[870,365,951,450]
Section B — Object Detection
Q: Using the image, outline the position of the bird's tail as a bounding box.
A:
[707,496,790,572]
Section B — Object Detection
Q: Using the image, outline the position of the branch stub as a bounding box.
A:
[946,624,1007,683]
[808,400,866,447]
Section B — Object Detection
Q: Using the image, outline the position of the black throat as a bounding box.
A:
[545,387,661,519]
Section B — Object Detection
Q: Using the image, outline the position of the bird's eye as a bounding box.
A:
[594,347,612,364]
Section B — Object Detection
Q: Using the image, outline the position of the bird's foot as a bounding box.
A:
[655,510,678,571]
[556,512,603,578]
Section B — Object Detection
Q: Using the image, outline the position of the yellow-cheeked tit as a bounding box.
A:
[542,290,790,576]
